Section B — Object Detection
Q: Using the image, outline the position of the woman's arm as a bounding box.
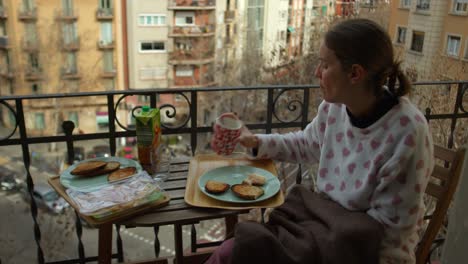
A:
[239,101,330,164]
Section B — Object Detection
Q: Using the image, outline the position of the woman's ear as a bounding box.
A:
[349,64,367,84]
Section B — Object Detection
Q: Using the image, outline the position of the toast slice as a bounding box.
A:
[231,184,264,200]
[205,180,230,194]
[83,161,121,177]
[71,161,107,176]
[107,167,137,182]
[242,173,266,186]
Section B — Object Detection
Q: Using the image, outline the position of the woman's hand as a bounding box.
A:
[238,125,259,149]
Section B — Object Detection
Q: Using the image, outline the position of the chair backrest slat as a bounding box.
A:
[425,182,445,198]
[416,145,466,264]
[431,164,451,181]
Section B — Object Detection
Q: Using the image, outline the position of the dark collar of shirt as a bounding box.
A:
[346,90,399,129]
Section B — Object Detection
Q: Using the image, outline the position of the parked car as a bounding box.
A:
[23,183,69,214]
[0,167,23,192]
[86,145,111,159]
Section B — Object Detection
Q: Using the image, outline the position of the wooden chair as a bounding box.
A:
[416,145,466,264]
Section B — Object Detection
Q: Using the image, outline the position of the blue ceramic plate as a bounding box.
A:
[198,165,280,203]
[60,157,142,192]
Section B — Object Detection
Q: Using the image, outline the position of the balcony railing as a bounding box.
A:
[169,49,215,64]
[0,66,14,79]
[224,10,236,22]
[101,68,116,78]
[22,37,40,52]
[0,35,9,49]
[170,74,216,88]
[97,39,115,50]
[60,67,80,80]
[18,7,37,21]
[55,8,79,21]
[60,37,80,51]
[168,24,216,37]
[24,67,43,81]
[96,8,113,20]
[168,0,216,9]
[0,81,467,264]
[0,6,8,19]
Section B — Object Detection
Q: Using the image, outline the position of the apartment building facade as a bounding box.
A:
[0,0,126,136]
[388,0,468,81]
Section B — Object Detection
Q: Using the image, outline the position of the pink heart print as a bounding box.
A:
[211,113,242,155]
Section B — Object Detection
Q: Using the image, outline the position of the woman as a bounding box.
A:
[207,18,434,264]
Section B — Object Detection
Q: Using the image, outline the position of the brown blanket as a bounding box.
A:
[231,185,383,264]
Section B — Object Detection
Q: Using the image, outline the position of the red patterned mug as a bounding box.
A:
[211,113,242,155]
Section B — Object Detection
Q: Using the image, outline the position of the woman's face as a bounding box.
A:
[314,42,353,104]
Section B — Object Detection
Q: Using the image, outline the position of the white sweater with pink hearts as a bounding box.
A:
[255,98,434,264]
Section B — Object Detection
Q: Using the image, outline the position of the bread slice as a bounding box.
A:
[231,184,264,200]
[71,161,107,176]
[205,180,230,194]
[83,161,121,177]
[107,167,137,182]
[242,173,266,186]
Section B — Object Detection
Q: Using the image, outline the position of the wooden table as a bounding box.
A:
[48,159,252,264]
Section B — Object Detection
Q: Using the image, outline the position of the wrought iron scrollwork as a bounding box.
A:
[458,83,468,113]
[272,89,304,123]
[114,94,135,131]
[158,92,191,129]
[0,100,18,140]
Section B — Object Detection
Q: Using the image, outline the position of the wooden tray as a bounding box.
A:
[48,176,170,227]
[184,154,285,210]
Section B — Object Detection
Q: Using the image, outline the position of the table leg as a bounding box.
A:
[174,224,184,264]
[98,223,113,264]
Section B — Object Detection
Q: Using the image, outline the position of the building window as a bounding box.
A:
[396,26,407,44]
[453,0,468,13]
[446,35,461,57]
[416,0,430,10]
[401,0,411,8]
[175,65,193,77]
[100,22,113,44]
[175,11,195,26]
[31,83,40,94]
[103,51,114,71]
[103,79,114,90]
[410,31,425,52]
[68,111,79,127]
[34,113,45,130]
[99,0,112,9]
[138,14,166,26]
[139,41,165,53]
[465,40,468,60]
[139,67,166,80]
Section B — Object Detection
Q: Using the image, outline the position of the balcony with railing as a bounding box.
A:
[24,67,43,81]
[169,49,215,64]
[55,8,79,21]
[0,65,14,79]
[18,7,37,21]
[0,81,467,264]
[60,67,80,80]
[0,35,9,50]
[101,68,116,78]
[168,24,216,37]
[170,73,216,88]
[60,37,80,51]
[168,0,216,10]
[22,37,40,52]
[96,8,113,20]
[224,10,236,22]
[0,5,7,19]
[97,39,115,50]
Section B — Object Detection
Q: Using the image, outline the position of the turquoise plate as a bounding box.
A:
[198,165,280,203]
[60,157,142,193]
